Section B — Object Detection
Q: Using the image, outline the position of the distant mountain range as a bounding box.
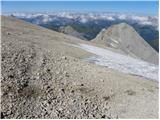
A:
[5,12,159,51]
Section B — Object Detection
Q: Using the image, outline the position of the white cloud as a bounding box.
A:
[131,15,148,21]
[6,12,158,29]
[80,18,88,23]
[106,16,115,21]
[118,14,127,20]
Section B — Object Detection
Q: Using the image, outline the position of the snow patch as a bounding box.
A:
[73,43,158,81]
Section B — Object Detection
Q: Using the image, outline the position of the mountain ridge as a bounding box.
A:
[58,25,86,40]
[5,12,159,43]
[93,22,158,64]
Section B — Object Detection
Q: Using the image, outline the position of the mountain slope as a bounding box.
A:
[93,23,158,64]
[58,25,86,40]
[1,16,158,119]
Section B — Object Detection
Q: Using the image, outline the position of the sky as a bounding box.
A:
[1,1,159,16]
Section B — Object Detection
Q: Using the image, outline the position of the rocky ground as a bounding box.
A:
[1,16,159,119]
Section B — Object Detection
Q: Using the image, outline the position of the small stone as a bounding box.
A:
[56,71,60,75]
[64,72,69,77]
[47,69,50,72]
[62,56,67,60]
[1,112,5,119]
[36,73,40,76]
[80,84,84,86]
[100,79,104,82]
[125,89,136,96]
[8,74,14,79]
[103,96,110,101]
[58,108,63,111]
[73,58,77,61]
[48,100,51,104]
[43,100,49,106]
[7,32,11,35]
[71,90,74,93]
[101,115,106,118]
[61,89,65,93]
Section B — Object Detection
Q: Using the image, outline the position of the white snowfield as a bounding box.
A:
[73,44,159,81]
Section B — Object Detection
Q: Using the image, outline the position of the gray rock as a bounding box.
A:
[93,23,159,64]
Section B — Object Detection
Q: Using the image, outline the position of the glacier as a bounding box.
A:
[73,43,159,81]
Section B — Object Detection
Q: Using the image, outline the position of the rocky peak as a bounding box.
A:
[59,25,75,33]
[93,23,158,64]
[58,25,86,40]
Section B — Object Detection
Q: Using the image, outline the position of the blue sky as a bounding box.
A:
[1,1,159,16]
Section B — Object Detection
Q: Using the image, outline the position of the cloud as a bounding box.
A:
[5,12,158,29]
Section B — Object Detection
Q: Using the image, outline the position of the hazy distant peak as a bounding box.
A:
[59,25,75,33]
[59,25,86,40]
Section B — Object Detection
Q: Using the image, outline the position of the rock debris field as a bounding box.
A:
[1,16,159,119]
